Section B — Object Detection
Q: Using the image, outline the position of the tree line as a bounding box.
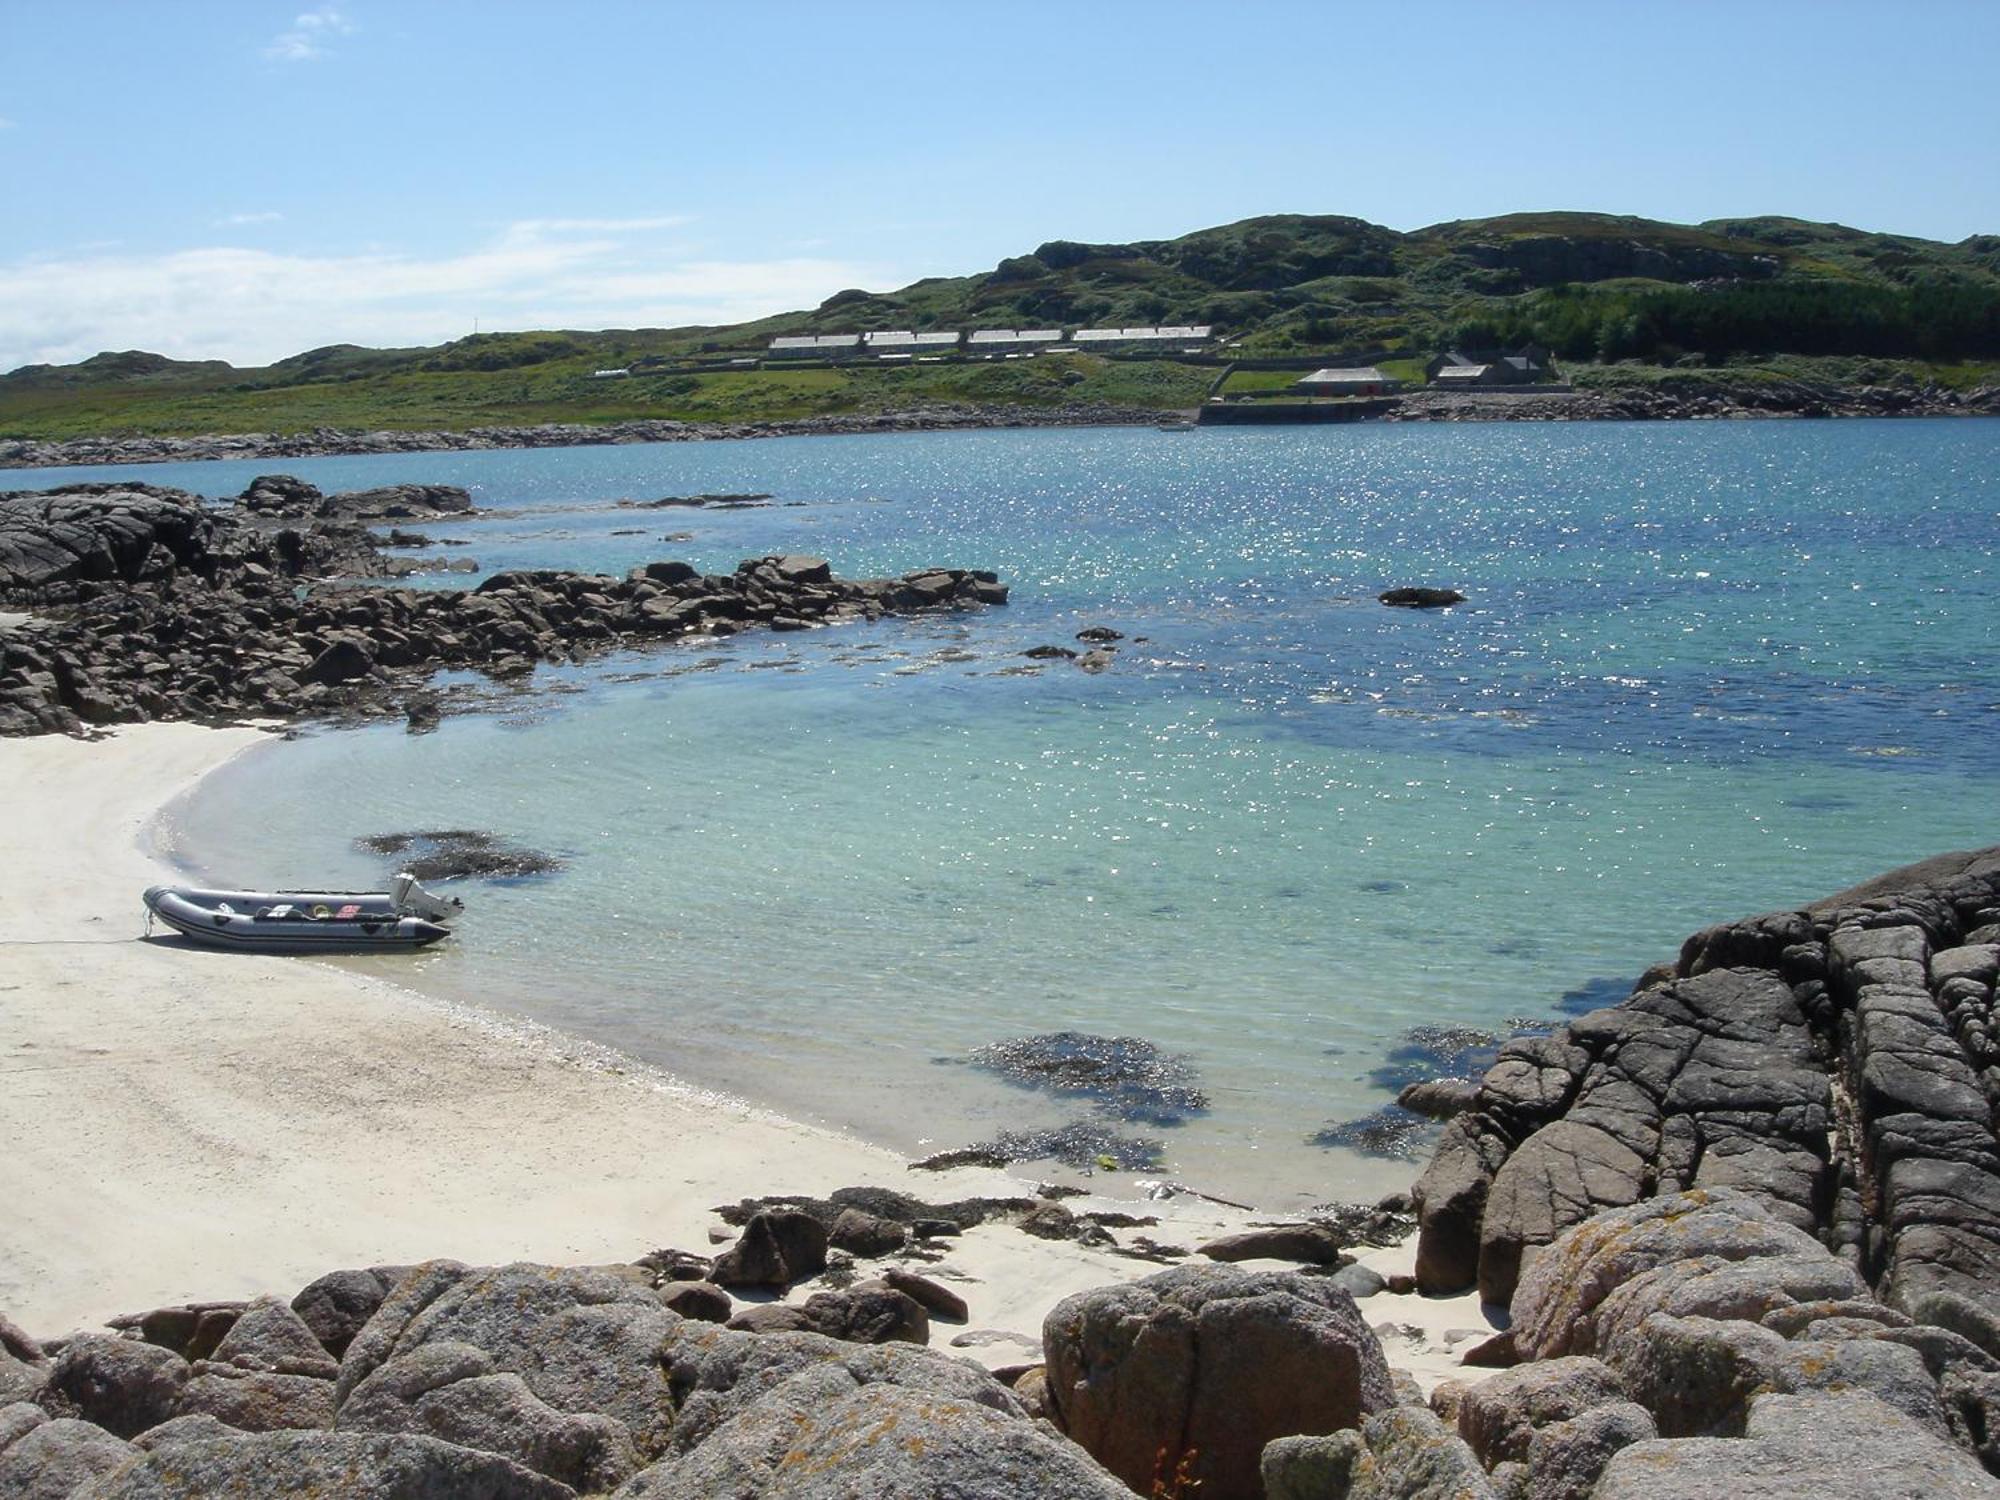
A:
[1451,277,2000,363]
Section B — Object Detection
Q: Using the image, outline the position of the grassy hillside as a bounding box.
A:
[4,211,1996,439]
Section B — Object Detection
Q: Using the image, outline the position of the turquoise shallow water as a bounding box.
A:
[19,419,1999,1209]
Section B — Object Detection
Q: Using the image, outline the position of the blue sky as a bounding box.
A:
[1,0,1995,370]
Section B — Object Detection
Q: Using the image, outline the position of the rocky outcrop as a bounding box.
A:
[1412,847,2000,1339]
[289,1267,406,1358]
[1263,1407,1495,1500]
[74,1429,577,1498]
[1042,1263,1396,1499]
[1387,378,1998,425]
[614,1376,1134,1499]
[237,476,473,520]
[0,483,1009,738]
[1592,1390,1995,1499]
[708,1209,829,1291]
[0,405,1174,472]
[0,1407,135,1500]
[1,1317,51,1405]
[36,1336,190,1440]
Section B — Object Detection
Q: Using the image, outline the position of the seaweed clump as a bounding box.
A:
[357,828,565,882]
[967,1031,1209,1125]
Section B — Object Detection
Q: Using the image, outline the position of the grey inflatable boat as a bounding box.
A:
[143,873,463,952]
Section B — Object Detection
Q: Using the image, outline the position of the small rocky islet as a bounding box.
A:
[7,852,2000,1495]
[0,476,1008,739]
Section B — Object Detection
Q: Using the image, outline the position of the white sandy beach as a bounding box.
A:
[0,722,1488,1384]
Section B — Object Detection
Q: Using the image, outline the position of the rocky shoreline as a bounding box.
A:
[0,403,1169,472]
[1387,379,2000,423]
[7,852,2000,1496]
[0,479,1006,739]
[2,380,1995,471]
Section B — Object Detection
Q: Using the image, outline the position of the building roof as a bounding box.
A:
[1074,326,1213,342]
[864,330,919,346]
[1297,366,1390,384]
[1434,364,1492,380]
[968,329,1060,345]
[769,334,861,350]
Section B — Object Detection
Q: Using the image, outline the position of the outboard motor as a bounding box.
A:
[391,872,465,922]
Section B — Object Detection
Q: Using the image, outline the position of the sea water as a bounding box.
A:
[17,419,1998,1210]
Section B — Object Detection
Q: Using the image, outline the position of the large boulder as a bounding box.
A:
[0,1410,134,1500]
[1609,1311,1947,1438]
[207,1295,339,1379]
[291,1267,405,1358]
[0,1316,49,1404]
[70,1429,577,1498]
[1524,1402,1656,1500]
[0,485,220,603]
[1043,1264,1396,1500]
[333,1263,678,1460]
[656,1326,1021,1454]
[1455,1355,1629,1467]
[1508,1189,1842,1361]
[614,1376,1132,1499]
[176,1367,336,1433]
[1263,1406,1495,1500]
[1593,1389,1996,1498]
[337,1340,637,1493]
[37,1335,189,1440]
[708,1210,829,1290]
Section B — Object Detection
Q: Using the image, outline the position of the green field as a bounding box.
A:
[0,352,1215,440]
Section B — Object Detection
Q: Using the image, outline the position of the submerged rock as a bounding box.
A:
[1379,586,1466,608]
[355,830,565,882]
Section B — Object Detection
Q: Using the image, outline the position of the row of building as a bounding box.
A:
[1290,346,1558,397]
[767,325,1213,358]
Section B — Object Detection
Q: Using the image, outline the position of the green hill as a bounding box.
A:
[5,210,1997,438]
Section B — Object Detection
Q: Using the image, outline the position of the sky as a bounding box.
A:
[1,0,1996,371]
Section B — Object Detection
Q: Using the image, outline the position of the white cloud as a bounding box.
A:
[265,6,354,62]
[0,219,899,370]
[218,211,286,227]
[504,216,693,240]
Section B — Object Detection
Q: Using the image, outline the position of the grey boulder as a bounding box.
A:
[37,1335,189,1440]
[614,1375,1130,1498]
[1263,1406,1495,1500]
[333,1262,678,1458]
[0,1411,134,1500]
[1593,1389,1997,1499]
[1456,1355,1629,1467]
[337,1339,638,1494]
[70,1429,577,1498]
[208,1295,340,1379]
[176,1367,336,1433]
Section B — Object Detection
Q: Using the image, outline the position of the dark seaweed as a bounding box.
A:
[965,1031,1208,1125]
